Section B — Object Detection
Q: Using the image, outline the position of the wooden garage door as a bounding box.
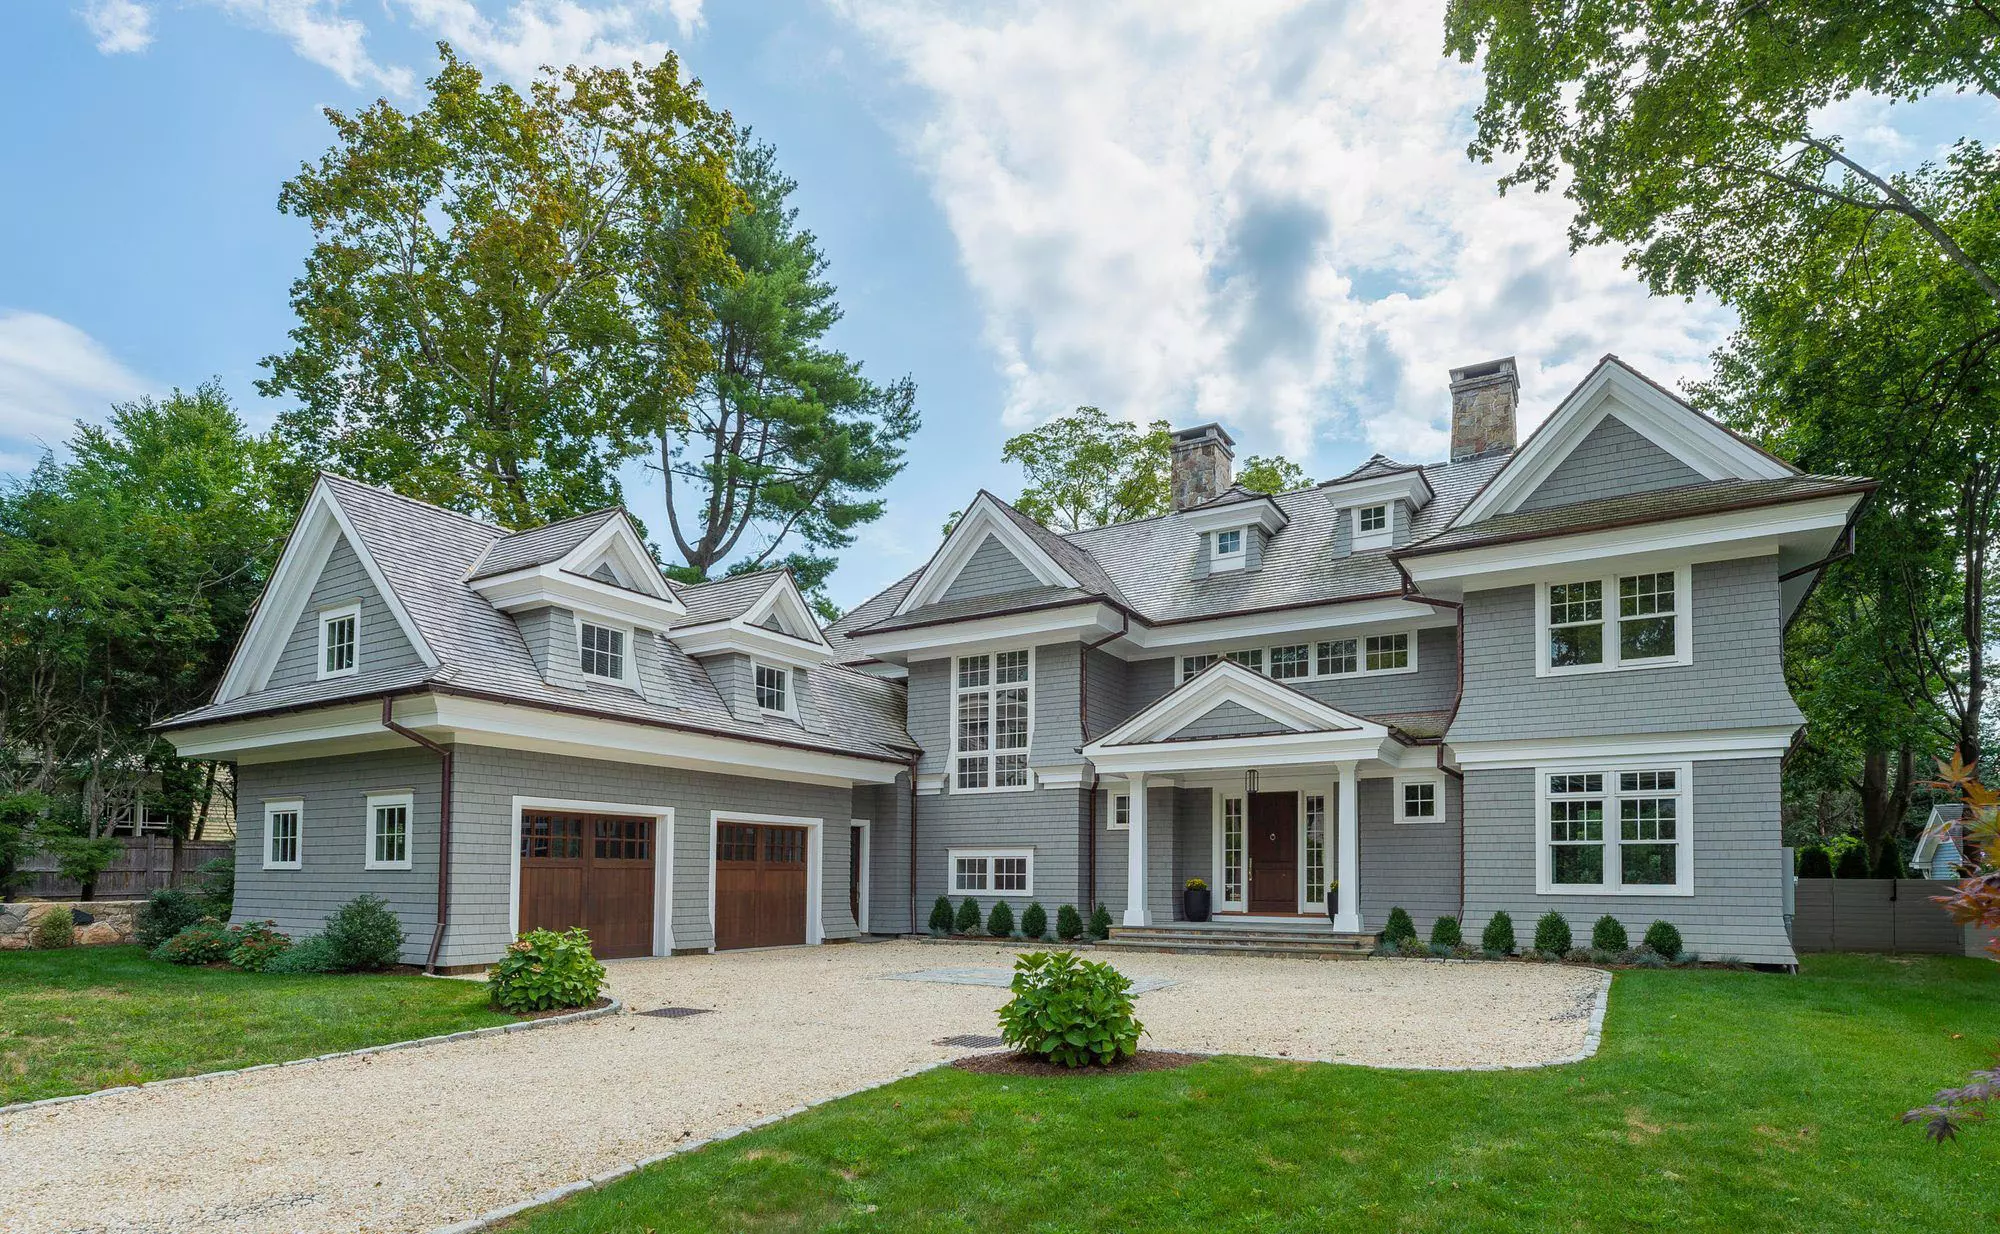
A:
[715,822,809,950]
[519,812,655,960]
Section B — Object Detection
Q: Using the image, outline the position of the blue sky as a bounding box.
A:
[1,2,1987,611]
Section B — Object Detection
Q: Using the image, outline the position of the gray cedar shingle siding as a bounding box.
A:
[1515,415,1705,514]
[1449,557,1803,744]
[851,777,913,933]
[1170,700,1294,740]
[920,788,1090,917]
[1459,759,1796,965]
[265,534,423,690]
[940,533,1043,603]
[1091,784,1178,922]
[1357,775,1461,935]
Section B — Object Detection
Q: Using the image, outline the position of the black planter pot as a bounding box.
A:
[1325,887,1338,924]
[1184,887,1212,922]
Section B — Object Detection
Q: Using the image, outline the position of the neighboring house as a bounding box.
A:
[1913,804,1970,879]
[161,353,1869,969]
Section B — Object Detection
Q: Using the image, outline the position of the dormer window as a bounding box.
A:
[317,604,359,680]
[1211,528,1246,572]
[578,621,626,681]
[1352,503,1393,550]
[755,663,791,715]
[1359,505,1387,532]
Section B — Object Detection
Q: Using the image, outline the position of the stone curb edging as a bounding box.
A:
[426,1061,954,1234]
[0,998,624,1120]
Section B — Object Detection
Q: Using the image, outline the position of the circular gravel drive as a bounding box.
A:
[0,942,1606,1233]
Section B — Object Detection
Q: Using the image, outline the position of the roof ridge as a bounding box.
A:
[318,471,505,533]
[490,505,626,538]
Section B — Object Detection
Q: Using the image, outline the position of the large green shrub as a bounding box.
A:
[1428,915,1462,947]
[228,921,292,971]
[1834,845,1871,879]
[32,907,76,949]
[954,897,982,935]
[1088,904,1112,940]
[1796,847,1833,878]
[488,927,606,1013]
[996,950,1143,1067]
[1533,911,1572,956]
[322,895,405,971]
[1591,915,1628,953]
[265,933,339,974]
[194,856,236,918]
[1481,911,1516,955]
[1643,919,1684,960]
[1056,904,1084,941]
[986,900,1015,938]
[1871,843,1905,880]
[136,888,205,950]
[153,919,236,965]
[1020,901,1048,940]
[928,895,954,934]
[1383,906,1417,945]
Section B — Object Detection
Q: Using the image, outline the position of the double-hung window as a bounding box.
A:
[318,604,359,680]
[1539,767,1691,895]
[954,650,1031,791]
[1316,639,1358,675]
[754,663,790,714]
[366,791,412,870]
[951,849,1033,895]
[1109,794,1130,830]
[264,800,302,870]
[579,621,626,681]
[1540,568,1689,674]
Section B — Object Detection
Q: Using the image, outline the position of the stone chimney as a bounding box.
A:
[1170,423,1234,511]
[1449,357,1519,461]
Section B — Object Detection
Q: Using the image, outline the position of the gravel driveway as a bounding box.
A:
[0,942,1606,1234]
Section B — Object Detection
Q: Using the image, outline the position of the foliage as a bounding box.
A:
[1088,905,1112,941]
[1184,877,1207,891]
[152,919,236,966]
[135,889,205,950]
[1480,910,1516,956]
[1591,916,1628,953]
[1835,845,1872,879]
[1873,843,1908,880]
[0,791,46,900]
[928,895,954,935]
[1533,912,1572,957]
[31,907,76,949]
[1002,407,1175,531]
[264,933,340,975]
[227,921,291,972]
[658,132,917,613]
[995,950,1144,1068]
[1642,921,1684,962]
[1020,901,1048,940]
[986,900,1015,938]
[48,834,122,900]
[487,927,607,1013]
[1797,848,1834,878]
[262,44,741,529]
[1383,906,1417,945]
[1237,455,1312,494]
[954,897,982,935]
[1429,915,1462,948]
[1056,904,1084,941]
[322,895,406,972]
[194,856,235,920]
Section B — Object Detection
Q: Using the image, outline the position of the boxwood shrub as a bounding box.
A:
[1383,906,1417,945]
[1590,915,1628,953]
[488,927,606,1013]
[322,895,405,971]
[1533,911,1572,956]
[928,895,954,934]
[996,950,1143,1067]
[31,907,76,950]
[1088,904,1113,940]
[986,900,1015,938]
[1480,910,1516,956]
[1428,915,1462,947]
[136,888,206,950]
[1056,904,1084,941]
[1020,901,1048,940]
[955,897,982,935]
[1643,919,1684,960]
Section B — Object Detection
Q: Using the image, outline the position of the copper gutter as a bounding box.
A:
[1076,614,1130,913]
[381,697,454,974]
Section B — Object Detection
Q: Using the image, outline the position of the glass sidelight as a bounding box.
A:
[1222,796,1246,906]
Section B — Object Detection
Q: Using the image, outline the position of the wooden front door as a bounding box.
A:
[1248,791,1298,913]
[518,811,656,960]
[715,822,810,950]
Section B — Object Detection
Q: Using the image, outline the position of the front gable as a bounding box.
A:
[1171,699,1298,741]
[1090,660,1385,749]
[941,533,1044,602]
[1515,413,1705,513]
[670,572,834,670]
[264,533,425,691]
[893,493,1082,616]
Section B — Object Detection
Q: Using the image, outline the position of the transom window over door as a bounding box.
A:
[954,650,1031,791]
[1540,568,1689,674]
[579,622,625,680]
[1539,767,1691,895]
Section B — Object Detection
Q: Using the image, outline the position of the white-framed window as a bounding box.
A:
[365,791,413,870]
[578,620,628,681]
[1220,795,1246,906]
[1211,528,1247,572]
[754,663,790,715]
[1536,566,1692,676]
[1316,638,1357,676]
[317,603,360,680]
[1305,793,1327,897]
[1177,631,1420,686]
[1224,647,1264,673]
[1269,643,1310,680]
[1395,774,1441,822]
[1109,793,1130,830]
[263,800,302,870]
[950,848,1034,896]
[1536,765,1693,896]
[952,649,1032,792]
[1181,653,1219,683]
[1358,505,1387,532]
[1365,632,1409,671]
[1353,504,1394,549]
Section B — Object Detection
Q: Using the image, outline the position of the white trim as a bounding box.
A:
[1320,467,1433,512]
[1091,659,1384,750]
[509,796,677,955]
[849,819,872,932]
[670,574,834,667]
[316,602,361,681]
[949,846,1035,898]
[363,790,415,870]
[707,810,825,949]
[575,615,639,687]
[1352,504,1393,551]
[562,514,682,605]
[1181,497,1288,536]
[1175,627,1422,686]
[1454,357,1794,527]
[1534,762,1695,897]
[262,799,303,870]
[1533,565,1693,677]
[752,661,797,720]
[474,563,684,631]
[893,494,1080,616]
[949,647,1036,795]
[1208,528,1247,572]
[1447,727,1797,769]
[1393,772,1443,823]
[1108,792,1130,831]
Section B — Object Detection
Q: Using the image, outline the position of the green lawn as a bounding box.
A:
[0,945,513,1104]
[505,954,1999,1233]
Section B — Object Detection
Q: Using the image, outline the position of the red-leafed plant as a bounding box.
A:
[1903,753,2000,1142]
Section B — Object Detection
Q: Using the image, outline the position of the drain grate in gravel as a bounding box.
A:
[936,1034,1006,1047]
[638,1007,714,1019]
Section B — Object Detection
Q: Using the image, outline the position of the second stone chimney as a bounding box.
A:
[1449,357,1519,462]
[1170,423,1235,511]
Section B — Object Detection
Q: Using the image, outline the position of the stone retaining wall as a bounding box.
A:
[0,900,144,949]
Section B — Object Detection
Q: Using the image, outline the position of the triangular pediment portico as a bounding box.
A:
[1083,661,1395,777]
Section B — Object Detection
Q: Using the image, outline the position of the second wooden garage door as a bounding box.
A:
[715,822,809,950]
[518,811,655,960]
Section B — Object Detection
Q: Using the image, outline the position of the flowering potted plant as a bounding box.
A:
[1183,877,1211,922]
[1325,879,1339,923]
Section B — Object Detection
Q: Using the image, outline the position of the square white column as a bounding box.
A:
[1123,772,1151,927]
[1333,760,1361,933]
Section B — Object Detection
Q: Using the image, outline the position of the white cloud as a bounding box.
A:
[396,1,696,83]
[205,0,414,92]
[81,0,154,53]
[0,311,155,464]
[831,0,1737,461]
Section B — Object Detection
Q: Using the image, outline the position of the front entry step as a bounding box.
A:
[1100,926,1375,960]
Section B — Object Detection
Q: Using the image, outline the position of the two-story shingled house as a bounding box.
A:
[162,355,1870,968]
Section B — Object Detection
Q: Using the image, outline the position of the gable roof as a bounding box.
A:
[1090,659,1384,748]
[676,568,791,625]
[469,508,622,580]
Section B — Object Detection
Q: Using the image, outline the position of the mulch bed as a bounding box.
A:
[953,1050,1206,1077]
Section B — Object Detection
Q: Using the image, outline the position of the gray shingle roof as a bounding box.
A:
[468,508,621,579]
[163,475,912,762]
[1400,475,1870,556]
[676,568,787,625]
[856,585,1102,635]
[1325,453,1421,484]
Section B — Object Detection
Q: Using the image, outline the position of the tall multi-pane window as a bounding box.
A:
[264,803,301,869]
[1543,768,1688,893]
[1364,633,1409,671]
[954,650,1031,790]
[1547,773,1606,885]
[1222,796,1246,905]
[579,622,625,679]
[1619,770,1679,885]
[1304,794,1327,901]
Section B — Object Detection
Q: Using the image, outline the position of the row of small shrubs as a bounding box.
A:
[1796,843,1905,879]
[147,894,406,974]
[1378,906,1690,964]
[928,896,1112,942]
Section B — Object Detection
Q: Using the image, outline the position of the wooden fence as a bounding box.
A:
[1792,879,1992,956]
[17,837,235,900]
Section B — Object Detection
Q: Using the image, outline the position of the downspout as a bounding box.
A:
[382,697,453,974]
[906,753,920,935]
[1393,557,1468,919]
[1077,614,1130,914]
